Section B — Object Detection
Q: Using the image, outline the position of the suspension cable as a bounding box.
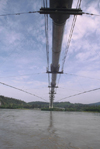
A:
[44,0,50,90]
[57,0,82,88]
[61,0,82,72]
[61,16,77,71]
[64,73,100,81]
[0,11,39,17]
[76,0,82,8]
[0,81,47,102]
[56,87,100,102]
[83,12,100,17]
[57,0,82,89]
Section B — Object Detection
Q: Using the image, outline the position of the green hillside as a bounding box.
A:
[28,101,86,110]
[0,95,27,109]
[89,102,100,106]
[28,101,100,112]
[0,95,100,112]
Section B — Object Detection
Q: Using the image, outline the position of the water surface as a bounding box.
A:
[0,109,100,149]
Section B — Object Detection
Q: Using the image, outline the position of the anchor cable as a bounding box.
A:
[0,81,47,102]
[56,87,100,102]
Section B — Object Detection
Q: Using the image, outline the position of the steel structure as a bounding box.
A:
[49,0,73,108]
[40,0,82,108]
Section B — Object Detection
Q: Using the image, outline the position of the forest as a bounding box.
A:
[0,95,100,112]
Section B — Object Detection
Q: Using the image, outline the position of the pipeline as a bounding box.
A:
[49,0,73,108]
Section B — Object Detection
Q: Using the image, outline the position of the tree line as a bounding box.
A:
[0,95,100,112]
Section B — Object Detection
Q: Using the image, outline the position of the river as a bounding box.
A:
[0,109,100,149]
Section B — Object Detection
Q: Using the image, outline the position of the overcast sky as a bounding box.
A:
[0,0,100,104]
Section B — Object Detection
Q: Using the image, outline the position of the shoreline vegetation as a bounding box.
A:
[0,95,100,112]
[41,107,100,112]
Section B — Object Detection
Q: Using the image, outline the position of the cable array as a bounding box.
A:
[76,0,82,8]
[0,81,47,102]
[43,0,50,89]
[1,71,100,81]
[57,0,82,88]
[0,72,45,78]
[0,0,100,103]
[83,12,100,17]
[61,0,82,71]
[56,87,100,102]
[64,73,100,81]
[0,11,99,18]
[0,11,39,17]
[58,87,81,92]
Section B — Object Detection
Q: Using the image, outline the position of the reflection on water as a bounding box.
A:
[0,109,100,149]
[49,111,53,128]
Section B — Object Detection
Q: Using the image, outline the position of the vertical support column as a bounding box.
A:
[49,98,53,108]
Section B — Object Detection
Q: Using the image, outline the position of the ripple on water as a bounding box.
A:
[0,109,100,149]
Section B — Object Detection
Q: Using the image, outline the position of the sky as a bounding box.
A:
[0,0,100,104]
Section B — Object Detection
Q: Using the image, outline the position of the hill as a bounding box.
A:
[28,101,86,110]
[0,95,27,109]
[0,95,100,112]
[28,101,100,112]
[28,101,48,108]
[88,102,100,106]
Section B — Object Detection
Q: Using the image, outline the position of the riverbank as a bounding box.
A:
[0,95,100,112]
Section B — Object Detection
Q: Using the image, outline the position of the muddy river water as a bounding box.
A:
[0,109,100,149]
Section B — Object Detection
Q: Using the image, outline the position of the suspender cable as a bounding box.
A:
[61,0,82,72]
[44,0,50,89]
[57,0,82,88]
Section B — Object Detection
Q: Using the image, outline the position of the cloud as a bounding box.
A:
[0,0,8,13]
[0,0,100,104]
